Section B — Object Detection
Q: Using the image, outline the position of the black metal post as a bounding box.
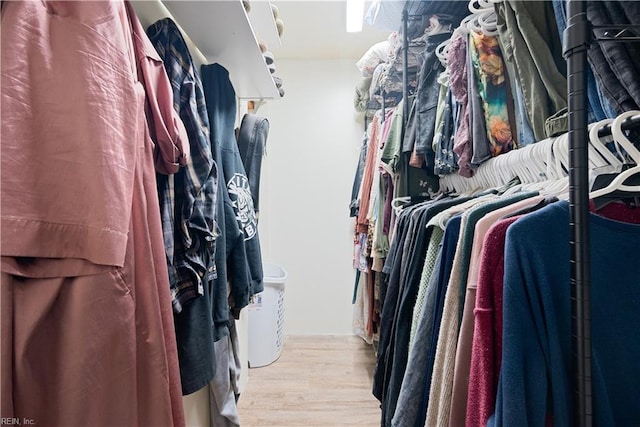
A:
[402,7,409,131]
[563,1,592,426]
[402,6,409,197]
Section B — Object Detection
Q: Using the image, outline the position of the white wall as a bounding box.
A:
[257,59,364,335]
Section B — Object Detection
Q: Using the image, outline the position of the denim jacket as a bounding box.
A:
[236,113,269,215]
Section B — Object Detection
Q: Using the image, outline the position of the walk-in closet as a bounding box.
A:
[2,0,639,426]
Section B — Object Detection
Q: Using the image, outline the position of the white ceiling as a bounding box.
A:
[265,1,394,60]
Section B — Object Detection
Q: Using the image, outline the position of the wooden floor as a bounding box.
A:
[237,335,381,426]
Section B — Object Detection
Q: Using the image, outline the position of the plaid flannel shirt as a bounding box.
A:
[148,18,219,313]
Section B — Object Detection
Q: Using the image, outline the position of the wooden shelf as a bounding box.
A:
[131,0,280,100]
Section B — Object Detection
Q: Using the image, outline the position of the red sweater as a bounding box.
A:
[466,216,519,427]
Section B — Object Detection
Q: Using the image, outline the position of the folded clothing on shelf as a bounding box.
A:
[258,38,268,54]
[263,51,274,65]
[275,18,284,37]
[272,75,285,97]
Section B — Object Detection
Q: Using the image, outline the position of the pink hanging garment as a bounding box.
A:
[1,1,188,425]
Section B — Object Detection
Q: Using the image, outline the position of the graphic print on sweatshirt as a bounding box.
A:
[227,173,257,241]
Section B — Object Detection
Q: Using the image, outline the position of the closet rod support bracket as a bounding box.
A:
[563,12,591,59]
[593,25,640,42]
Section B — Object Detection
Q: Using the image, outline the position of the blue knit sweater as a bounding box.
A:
[489,200,640,426]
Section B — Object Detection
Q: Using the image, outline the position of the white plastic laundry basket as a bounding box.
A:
[247,263,288,368]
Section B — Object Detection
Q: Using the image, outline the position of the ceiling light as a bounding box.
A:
[346,0,365,33]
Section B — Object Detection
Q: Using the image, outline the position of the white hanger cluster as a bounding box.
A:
[589,110,640,199]
[435,0,500,67]
[465,0,500,37]
[439,110,640,198]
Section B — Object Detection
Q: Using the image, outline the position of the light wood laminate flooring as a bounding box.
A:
[237,335,381,426]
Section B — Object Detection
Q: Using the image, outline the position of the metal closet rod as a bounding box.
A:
[597,114,640,137]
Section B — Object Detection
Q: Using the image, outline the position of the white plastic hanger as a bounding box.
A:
[466,14,484,34]
[468,0,492,14]
[391,196,411,216]
[523,144,544,185]
[511,144,536,183]
[453,14,473,40]
[530,137,553,181]
[586,119,625,193]
[477,158,495,189]
[478,10,499,36]
[513,136,569,196]
[528,141,551,182]
[541,136,571,196]
[552,132,570,177]
[502,149,521,184]
[544,136,564,181]
[435,39,450,67]
[589,119,625,172]
[589,110,640,199]
[491,154,510,187]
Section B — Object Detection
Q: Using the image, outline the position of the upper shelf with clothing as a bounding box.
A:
[131,0,281,100]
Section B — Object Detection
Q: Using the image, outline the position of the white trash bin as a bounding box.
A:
[248,263,288,368]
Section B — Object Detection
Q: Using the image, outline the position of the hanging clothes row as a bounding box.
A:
[351,0,640,344]
[1,2,187,425]
[148,17,269,426]
[353,0,640,192]
[350,0,640,426]
[1,1,268,425]
[376,111,640,427]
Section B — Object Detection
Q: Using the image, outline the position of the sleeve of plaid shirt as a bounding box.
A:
[147,79,190,175]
